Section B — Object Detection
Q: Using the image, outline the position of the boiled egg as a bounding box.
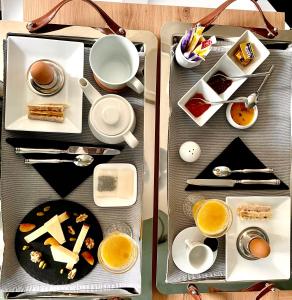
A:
[249,238,270,259]
[30,61,55,85]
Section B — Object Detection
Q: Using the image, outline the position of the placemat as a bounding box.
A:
[0,40,144,293]
[167,45,292,283]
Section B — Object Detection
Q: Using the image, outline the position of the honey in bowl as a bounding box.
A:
[230,103,255,126]
[194,199,232,237]
[98,232,138,273]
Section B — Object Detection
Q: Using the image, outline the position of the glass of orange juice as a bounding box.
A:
[183,194,232,237]
[194,199,232,238]
[98,225,139,274]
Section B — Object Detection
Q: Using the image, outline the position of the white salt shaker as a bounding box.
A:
[179,141,201,163]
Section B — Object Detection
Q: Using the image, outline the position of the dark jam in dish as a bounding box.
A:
[207,71,232,94]
[185,93,211,118]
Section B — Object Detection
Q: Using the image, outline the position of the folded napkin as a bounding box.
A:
[6,138,122,198]
[185,137,288,191]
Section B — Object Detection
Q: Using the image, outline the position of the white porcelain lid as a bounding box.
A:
[91,96,132,136]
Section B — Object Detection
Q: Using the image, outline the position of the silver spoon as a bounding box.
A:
[24,154,94,167]
[210,70,272,81]
[213,166,274,177]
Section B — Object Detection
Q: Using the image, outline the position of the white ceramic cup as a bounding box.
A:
[79,78,139,148]
[175,38,203,69]
[89,35,144,94]
[184,239,214,273]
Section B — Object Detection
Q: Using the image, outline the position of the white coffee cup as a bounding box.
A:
[79,78,139,148]
[184,239,214,273]
[89,35,144,94]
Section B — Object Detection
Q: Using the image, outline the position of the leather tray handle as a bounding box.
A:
[26,0,126,36]
[194,0,278,39]
[208,282,276,300]
[187,284,202,300]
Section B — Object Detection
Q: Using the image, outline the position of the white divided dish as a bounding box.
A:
[93,163,137,207]
[5,36,84,133]
[178,30,270,127]
[226,196,291,282]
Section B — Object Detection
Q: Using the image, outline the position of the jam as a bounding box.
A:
[207,71,232,94]
[185,93,211,118]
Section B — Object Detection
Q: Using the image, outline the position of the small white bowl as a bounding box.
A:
[226,102,258,129]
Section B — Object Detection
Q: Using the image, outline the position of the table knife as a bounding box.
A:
[186,179,281,187]
[15,146,120,156]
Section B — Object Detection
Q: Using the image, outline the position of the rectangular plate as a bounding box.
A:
[226,196,291,282]
[5,36,84,133]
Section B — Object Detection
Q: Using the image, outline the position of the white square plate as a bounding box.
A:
[226,196,291,282]
[93,163,137,207]
[5,36,84,133]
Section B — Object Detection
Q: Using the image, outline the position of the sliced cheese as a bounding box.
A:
[51,245,79,265]
[46,215,66,244]
[66,224,90,270]
[24,212,69,243]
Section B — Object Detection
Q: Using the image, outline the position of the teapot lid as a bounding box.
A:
[91,95,133,136]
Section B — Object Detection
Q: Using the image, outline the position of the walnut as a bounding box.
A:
[68,268,77,280]
[76,213,88,223]
[85,237,95,250]
[67,225,75,235]
[30,251,42,263]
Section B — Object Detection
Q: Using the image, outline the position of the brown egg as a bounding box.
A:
[30,61,54,85]
[249,238,270,259]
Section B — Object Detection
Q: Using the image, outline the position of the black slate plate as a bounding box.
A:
[15,200,103,285]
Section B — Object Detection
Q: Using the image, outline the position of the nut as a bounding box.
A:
[22,245,29,251]
[69,237,76,242]
[76,213,88,223]
[36,211,44,217]
[39,260,47,269]
[85,237,95,250]
[30,251,42,263]
[67,225,75,235]
[19,223,36,233]
[68,268,77,280]
[43,206,50,212]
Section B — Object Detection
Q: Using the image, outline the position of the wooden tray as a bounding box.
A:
[157,21,292,293]
[0,21,157,299]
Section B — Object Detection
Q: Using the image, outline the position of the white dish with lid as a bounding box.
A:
[93,163,137,207]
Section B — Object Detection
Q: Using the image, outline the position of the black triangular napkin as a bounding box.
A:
[6,138,123,198]
[185,137,289,191]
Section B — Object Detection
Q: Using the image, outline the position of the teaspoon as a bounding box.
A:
[24,154,94,167]
[213,166,274,178]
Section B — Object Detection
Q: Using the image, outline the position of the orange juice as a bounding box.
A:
[98,232,138,273]
[195,199,232,237]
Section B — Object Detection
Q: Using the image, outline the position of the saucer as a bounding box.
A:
[172,227,217,274]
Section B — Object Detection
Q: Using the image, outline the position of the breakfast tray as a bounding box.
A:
[159,22,292,285]
[0,23,157,298]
